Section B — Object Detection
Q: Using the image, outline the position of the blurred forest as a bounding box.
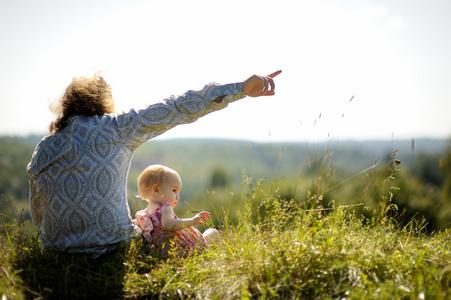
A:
[1,135,450,233]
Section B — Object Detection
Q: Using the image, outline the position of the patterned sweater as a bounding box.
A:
[27,82,244,253]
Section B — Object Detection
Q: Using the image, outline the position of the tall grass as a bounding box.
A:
[1,151,451,299]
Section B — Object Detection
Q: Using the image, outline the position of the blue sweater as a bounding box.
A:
[27,82,244,254]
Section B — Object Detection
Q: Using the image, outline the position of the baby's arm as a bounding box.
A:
[161,205,210,232]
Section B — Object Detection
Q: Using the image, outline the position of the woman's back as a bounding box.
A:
[28,114,137,253]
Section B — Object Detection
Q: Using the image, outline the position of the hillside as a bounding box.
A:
[2,177,451,299]
[1,135,450,299]
[0,135,449,228]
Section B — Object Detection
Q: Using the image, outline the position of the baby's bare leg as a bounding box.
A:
[203,228,220,244]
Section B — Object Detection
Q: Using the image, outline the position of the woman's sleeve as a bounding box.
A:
[114,82,245,150]
[28,178,42,227]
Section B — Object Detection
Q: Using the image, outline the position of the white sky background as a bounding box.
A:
[0,0,450,142]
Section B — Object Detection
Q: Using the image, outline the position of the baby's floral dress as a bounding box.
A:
[135,202,206,256]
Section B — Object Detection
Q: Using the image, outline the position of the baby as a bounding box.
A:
[134,164,219,256]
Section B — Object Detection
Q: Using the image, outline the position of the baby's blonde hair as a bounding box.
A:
[137,164,179,200]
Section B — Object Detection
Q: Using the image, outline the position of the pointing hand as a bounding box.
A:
[242,70,282,97]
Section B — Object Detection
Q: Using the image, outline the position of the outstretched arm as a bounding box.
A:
[118,82,245,150]
[214,70,282,102]
[160,205,210,232]
[118,70,281,149]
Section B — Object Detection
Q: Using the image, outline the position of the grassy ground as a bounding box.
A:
[1,165,451,299]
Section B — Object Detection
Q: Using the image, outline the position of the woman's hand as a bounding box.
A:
[192,211,210,225]
[242,70,282,97]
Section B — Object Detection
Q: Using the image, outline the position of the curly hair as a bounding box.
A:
[49,74,115,134]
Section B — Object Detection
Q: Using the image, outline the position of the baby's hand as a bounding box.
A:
[193,211,210,225]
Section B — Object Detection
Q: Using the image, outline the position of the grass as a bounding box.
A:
[1,157,451,299]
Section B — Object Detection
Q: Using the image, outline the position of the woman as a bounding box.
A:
[27,70,281,254]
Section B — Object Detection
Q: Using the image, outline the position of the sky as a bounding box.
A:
[0,0,450,143]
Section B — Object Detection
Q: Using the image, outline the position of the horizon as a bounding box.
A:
[2,132,449,146]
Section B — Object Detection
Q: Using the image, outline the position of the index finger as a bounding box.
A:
[268,70,282,78]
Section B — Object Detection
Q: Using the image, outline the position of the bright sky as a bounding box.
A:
[1,0,450,142]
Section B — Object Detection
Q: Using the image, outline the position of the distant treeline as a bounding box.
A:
[1,135,450,230]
